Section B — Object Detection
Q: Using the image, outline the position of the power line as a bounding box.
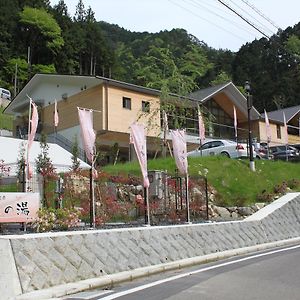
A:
[168,0,249,45]
[227,0,276,36]
[216,0,270,39]
[239,0,281,31]
[186,0,258,38]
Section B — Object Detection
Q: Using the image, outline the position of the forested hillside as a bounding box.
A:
[1,0,300,112]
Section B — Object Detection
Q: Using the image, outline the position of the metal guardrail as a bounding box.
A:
[45,133,87,163]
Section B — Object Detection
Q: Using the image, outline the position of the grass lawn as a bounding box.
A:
[103,156,300,206]
[0,107,13,130]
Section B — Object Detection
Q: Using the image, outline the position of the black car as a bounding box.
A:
[270,145,300,161]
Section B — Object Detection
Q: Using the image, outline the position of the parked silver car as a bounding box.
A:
[187,139,258,159]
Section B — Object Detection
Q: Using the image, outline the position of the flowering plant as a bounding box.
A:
[32,207,81,232]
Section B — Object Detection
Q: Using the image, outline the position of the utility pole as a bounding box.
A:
[245,81,255,172]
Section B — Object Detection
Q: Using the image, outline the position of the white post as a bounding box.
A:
[145,187,151,226]
[92,158,96,228]
[186,174,191,224]
[25,100,32,193]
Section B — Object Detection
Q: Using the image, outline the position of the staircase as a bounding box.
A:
[46,133,87,163]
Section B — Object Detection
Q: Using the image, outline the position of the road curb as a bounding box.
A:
[16,236,300,300]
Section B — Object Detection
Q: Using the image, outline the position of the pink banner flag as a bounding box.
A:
[283,112,288,144]
[198,107,205,145]
[130,123,149,188]
[170,129,188,175]
[264,109,271,143]
[27,99,39,179]
[54,99,59,127]
[78,108,95,163]
[233,105,237,138]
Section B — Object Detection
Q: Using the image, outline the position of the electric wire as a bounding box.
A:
[216,0,270,39]
[216,0,300,65]
[168,0,249,45]
[227,0,276,36]
[239,0,281,31]
[186,0,258,38]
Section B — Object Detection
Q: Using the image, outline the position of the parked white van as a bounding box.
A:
[0,88,11,100]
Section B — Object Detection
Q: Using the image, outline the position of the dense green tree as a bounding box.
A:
[285,34,300,57]
[52,0,77,74]
[19,6,64,65]
[210,71,231,86]
[3,58,29,92]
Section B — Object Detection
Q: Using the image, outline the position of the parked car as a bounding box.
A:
[187,139,259,159]
[270,145,300,161]
[255,143,273,160]
[0,88,11,100]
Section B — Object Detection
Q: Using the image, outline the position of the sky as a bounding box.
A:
[50,0,300,51]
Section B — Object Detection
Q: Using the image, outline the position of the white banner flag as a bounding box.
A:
[78,108,96,163]
[130,123,149,188]
[264,109,271,143]
[233,105,237,139]
[27,99,39,179]
[170,129,188,175]
[198,107,205,145]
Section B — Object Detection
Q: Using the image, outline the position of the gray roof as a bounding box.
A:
[189,81,261,120]
[267,105,300,123]
[189,82,231,102]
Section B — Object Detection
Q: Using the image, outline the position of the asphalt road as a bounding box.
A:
[84,244,300,300]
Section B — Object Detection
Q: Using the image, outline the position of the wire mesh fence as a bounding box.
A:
[0,166,210,229]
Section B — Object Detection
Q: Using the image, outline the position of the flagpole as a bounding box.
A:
[92,157,96,228]
[145,187,150,226]
[200,140,203,157]
[185,174,191,224]
[25,99,32,193]
[89,158,96,229]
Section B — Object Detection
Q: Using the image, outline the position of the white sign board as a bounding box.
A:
[0,193,40,223]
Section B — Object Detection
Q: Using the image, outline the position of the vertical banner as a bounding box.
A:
[198,106,205,145]
[78,107,96,228]
[264,109,271,142]
[77,108,96,163]
[233,105,238,139]
[54,99,59,127]
[170,129,190,223]
[130,123,149,188]
[283,112,288,145]
[170,129,188,175]
[27,99,39,180]
[130,123,150,226]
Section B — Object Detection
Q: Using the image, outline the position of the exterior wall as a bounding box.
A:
[288,134,300,145]
[258,120,300,145]
[31,82,85,108]
[106,86,161,137]
[1,193,299,299]
[42,84,160,139]
[42,85,103,132]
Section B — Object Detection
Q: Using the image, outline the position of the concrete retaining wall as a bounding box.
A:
[1,193,300,300]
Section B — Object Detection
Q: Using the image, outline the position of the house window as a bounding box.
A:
[142,101,150,113]
[276,124,281,139]
[122,97,131,110]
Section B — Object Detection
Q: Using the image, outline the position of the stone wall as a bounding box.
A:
[1,193,300,299]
